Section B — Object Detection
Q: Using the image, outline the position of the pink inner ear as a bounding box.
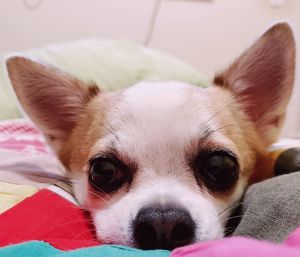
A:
[268,116,281,128]
[214,23,295,145]
[6,57,100,141]
[236,41,287,123]
[25,79,99,139]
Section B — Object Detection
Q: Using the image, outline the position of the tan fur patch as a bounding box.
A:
[59,92,116,172]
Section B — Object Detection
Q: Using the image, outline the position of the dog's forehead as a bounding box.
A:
[123,81,195,110]
[120,81,212,126]
[94,81,234,165]
[112,81,215,139]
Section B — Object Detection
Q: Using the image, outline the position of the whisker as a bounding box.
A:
[34,218,95,236]
[87,189,114,207]
[209,123,236,134]
[73,228,98,239]
[220,214,244,224]
[204,94,240,125]
[218,201,244,217]
[224,226,239,237]
[103,116,119,141]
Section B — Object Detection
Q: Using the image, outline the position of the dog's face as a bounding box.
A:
[6,23,295,249]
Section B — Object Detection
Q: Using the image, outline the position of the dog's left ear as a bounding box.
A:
[6,57,100,152]
[214,23,296,147]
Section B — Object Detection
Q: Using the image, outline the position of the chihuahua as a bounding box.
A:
[6,23,295,250]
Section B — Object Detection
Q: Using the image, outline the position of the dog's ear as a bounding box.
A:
[6,57,100,151]
[214,23,295,147]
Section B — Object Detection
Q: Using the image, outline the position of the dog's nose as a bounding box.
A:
[133,206,195,250]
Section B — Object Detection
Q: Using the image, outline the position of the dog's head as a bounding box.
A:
[6,23,295,249]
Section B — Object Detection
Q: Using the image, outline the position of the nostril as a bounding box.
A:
[134,222,157,243]
[171,222,195,243]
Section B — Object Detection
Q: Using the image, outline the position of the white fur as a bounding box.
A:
[73,81,244,246]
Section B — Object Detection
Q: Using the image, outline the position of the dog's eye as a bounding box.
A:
[197,150,239,191]
[89,157,127,193]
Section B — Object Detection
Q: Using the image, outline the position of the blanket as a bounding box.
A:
[1,186,300,257]
[0,181,37,214]
[1,120,300,256]
[0,119,65,188]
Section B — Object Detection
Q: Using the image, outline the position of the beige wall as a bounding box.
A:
[0,0,299,136]
[0,0,154,50]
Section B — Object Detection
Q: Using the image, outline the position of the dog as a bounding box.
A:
[6,23,295,250]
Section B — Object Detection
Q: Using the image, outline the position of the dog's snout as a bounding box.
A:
[133,206,195,250]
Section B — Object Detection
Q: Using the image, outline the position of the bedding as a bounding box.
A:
[172,228,300,257]
[0,241,170,257]
[1,118,300,256]
[0,188,99,250]
[3,232,300,257]
[1,178,300,257]
[0,119,300,254]
[0,181,37,214]
[233,172,300,243]
[0,119,65,188]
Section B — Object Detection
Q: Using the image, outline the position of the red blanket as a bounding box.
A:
[0,189,100,250]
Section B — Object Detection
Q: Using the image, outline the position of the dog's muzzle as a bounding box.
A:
[132,205,195,250]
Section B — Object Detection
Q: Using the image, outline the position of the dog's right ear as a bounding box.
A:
[214,23,295,147]
[6,57,100,151]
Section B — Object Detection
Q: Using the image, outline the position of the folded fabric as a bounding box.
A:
[0,148,65,188]
[0,119,51,154]
[171,228,300,257]
[0,188,170,257]
[0,119,66,188]
[1,183,300,257]
[0,241,170,257]
[0,181,37,214]
[0,189,99,250]
[234,172,300,243]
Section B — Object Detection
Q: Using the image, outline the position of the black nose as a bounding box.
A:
[133,206,195,250]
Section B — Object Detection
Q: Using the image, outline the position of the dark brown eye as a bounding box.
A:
[89,157,128,194]
[197,150,239,191]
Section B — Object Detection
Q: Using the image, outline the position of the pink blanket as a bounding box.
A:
[0,119,65,188]
[172,228,300,257]
[0,119,50,155]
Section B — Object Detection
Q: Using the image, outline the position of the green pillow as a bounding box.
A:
[0,39,207,120]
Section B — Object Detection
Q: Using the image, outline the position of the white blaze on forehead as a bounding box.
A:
[96,81,217,169]
[123,81,190,110]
